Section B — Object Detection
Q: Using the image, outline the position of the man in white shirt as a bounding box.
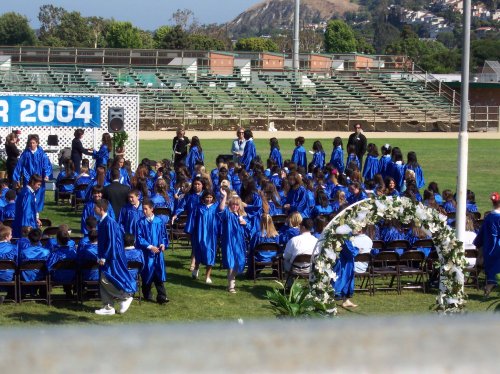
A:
[352,229,373,273]
[283,218,318,274]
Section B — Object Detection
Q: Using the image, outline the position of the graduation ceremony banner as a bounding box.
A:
[0,95,101,128]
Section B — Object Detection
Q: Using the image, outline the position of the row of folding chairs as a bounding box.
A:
[0,259,143,305]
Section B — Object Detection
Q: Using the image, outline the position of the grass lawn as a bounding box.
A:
[0,138,498,325]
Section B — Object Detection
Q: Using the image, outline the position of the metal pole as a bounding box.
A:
[293,0,300,72]
[455,0,471,242]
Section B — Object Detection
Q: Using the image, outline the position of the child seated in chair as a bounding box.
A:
[0,190,16,222]
[45,224,76,252]
[123,233,144,281]
[47,228,78,298]
[0,226,17,302]
[77,216,98,252]
[16,226,32,253]
[77,229,99,283]
[19,228,50,298]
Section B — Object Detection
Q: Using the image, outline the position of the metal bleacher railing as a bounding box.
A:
[0,46,494,131]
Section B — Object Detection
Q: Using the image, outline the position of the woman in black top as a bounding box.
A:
[5,132,20,186]
[71,129,93,173]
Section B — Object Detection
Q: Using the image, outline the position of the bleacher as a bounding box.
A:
[0,62,460,130]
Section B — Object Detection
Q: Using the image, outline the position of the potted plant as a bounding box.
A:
[113,131,128,157]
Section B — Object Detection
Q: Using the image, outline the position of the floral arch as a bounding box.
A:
[309,196,467,315]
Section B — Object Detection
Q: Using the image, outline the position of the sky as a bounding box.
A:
[0,0,263,30]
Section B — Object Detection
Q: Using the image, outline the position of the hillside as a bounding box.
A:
[227,0,359,36]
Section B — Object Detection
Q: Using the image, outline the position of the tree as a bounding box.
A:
[153,26,173,49]
[170,8,198,31]
[324,20,357,53]
[301,29,324,53]
[38,4,66,42]
[105,21,143,49]
[157,25,189,49]
[54,11,92,47]
[0,12,37,46]
[471,38,500,70]
[186,34,225,50]
[235,37,279,52]
[88,17,108,48]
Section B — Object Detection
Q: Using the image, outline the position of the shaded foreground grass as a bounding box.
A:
[140,138,500,213]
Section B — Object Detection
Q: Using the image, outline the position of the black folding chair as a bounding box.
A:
[250,242,282,281]
[18,260,51,305]
[0,260,18,303]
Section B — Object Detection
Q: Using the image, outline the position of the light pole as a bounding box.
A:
[455,0,471,241]
[293,0,300,73]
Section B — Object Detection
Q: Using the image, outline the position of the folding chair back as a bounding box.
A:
[18,260,50,305]
[170,215,190,250]
[385,240,410,254]
[399,250,426,292]
[464,248,480,289]
[252,242,282,281]
[354,253,373,295]
[50,259,78,302]
[43,226,60,237]
[127,261,143,304]
[371,251,400,294]
[272,214,287,231]
[79,260,100,303]
[0,259,18,302]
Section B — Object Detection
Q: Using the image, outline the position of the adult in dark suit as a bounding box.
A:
[172,128,190,168]
[103,168,130,218]
[347,123,368,167]
[71,129,93,174]
[4,132,21,187]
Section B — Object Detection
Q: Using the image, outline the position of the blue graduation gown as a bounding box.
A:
[270,147,283,168]
[347,191,368,206]
[98,215,136,293]
[186,146,204,176]
[279,226,300,246]
[119,203,144,236]
[19,244,50,281]
[405,165,425,190]
[388,162,405,191]
[378,155,391,179]
[330,146,344,173]
[136,216,168,284]
[240,139,257,171]
[312,151,325,169]
[291,146,307,169]
[287,185,309,218]
[125,248,145,279]
[406,230,432,257]
[12,186,38,238]
[13,146,53,212]
[244,192,263,238]
[186,203,219,266]
[333,240,359,298]
[47,245,78,283]
[268,201,283,216]
[56,171,78,193]
[380,226,406,255]
[1,202,15,221]
[363,155,379,181]
[46,238,76,253]
[77,243,99,281]
[81,200,115,235]
[0,242,17,281]
[219,208,251,274]
[92,144,109,169]
[250,233,279,262]
[474,211,500,284]
[312,205,334,219]
[346,154,360,170]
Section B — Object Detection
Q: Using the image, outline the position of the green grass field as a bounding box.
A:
[0,138,499,325]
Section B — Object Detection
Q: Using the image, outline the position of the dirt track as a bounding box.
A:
[140,130,500,140]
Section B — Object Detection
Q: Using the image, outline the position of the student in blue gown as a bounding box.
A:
[0,189,16,221]
[378,144,392,179]
[263,183,283,216]
[384,177,400,197]
[136,199,169,304]
[240,177,264,238]
[77,229,99,283]
[186,190,219,284]
[92,133,112,170]
[119,189,144,236]
[330,137,344,174]
[363,143,380,182]
[123,233,144,281]
[313,215,328,239]
[427,182,443,205]
[442,189,456,225]
[333,239,359,308]
[94,199,135,315]
[310,140,325,170]
[47,229,78,297]
[84,165,108,202]
[56,159,78,199]
[466,190,479,213]
[284,171,309,218]
[81,185,115,235]
[387,147,405,191]
[331,190,348,214]
[405,222,432,257]
[19,229,49,297]
[474,192,500,296]
[278,212,302,246]
[105,156,131,187]
[379,219,406,255]
[186,136,204,177]
[45,224,77,252]
[12,174,42,238]
[13,135,52,212]
[345,144,360,171]
[78,216,98,251]
[240,129,257,172]
[404,151,425,190]
[291,136,307,169]
[269,137,283,168]
[311,189,334,219]
[347,182,368,206]
[218,189,251,293]
[247,213,280,278]
[0,226,17,300]
[172,177,206,271]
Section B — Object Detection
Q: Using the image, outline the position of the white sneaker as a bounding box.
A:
[192,269,199,279]
[95,305,115,316]
[205,277,213,284]
[118,297,133,314]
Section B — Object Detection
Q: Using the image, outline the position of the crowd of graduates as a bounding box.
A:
[0,126,485,306]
